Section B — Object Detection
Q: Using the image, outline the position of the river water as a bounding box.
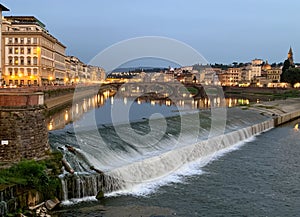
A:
[48,94,300,216]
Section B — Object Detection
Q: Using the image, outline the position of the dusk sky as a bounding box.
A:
[2,0,299,66]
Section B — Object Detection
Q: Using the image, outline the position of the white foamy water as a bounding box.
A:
[50,106,274,202]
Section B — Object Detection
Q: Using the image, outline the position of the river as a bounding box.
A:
[48,93,300,216]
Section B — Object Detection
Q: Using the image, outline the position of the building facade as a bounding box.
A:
[218,68,241,86]
[1,16,66,86]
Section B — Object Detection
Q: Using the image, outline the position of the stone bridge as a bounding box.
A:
[98,82,223,100]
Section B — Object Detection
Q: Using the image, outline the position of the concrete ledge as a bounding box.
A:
[274,110,300,126]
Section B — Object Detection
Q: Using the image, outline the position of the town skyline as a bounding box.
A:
[1,0,299,65]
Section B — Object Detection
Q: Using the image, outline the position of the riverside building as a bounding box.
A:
[1,16,66,86]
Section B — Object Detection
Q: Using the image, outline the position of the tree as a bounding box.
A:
[282,59,291,74]
[280,68,300,86]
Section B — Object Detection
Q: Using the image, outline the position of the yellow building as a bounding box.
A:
[218,68,242,86]
[1,16,66,86]
[266,67,281,82]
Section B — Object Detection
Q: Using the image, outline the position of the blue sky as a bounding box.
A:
[1,0,299,66]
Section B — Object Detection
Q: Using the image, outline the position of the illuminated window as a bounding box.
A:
[14,57,19,65]
[20,48,24,54]
[15,48,19,54]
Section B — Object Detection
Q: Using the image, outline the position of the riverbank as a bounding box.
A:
[245,97,300,126]
[223,86,300,102]
[0,152,63,216]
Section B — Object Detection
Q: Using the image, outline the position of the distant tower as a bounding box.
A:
[288,46,294,66]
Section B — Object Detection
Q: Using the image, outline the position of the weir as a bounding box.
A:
[50,96,300,201]
[60,173,125,201]
[57,117,275,200]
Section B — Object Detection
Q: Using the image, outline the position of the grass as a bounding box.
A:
[0,151,63,199]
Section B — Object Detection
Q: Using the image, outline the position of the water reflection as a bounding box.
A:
[47,92,249,131]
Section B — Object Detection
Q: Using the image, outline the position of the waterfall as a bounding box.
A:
[0,201,7,217]
[59,118,274,201]
[60,172,125,201]
[107,119,274,189]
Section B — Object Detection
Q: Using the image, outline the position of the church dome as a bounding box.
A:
[262,60,271,70]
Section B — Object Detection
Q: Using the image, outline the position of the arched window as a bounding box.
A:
[33,57,37,65]
[14,57,19,65]
[27,57,31,65]
[20,57,24,65]
[27,68,31,76]
[8,56,13,65]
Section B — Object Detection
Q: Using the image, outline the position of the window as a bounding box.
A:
[14,38,18,43]
[27,48,31,54]
[8,48,12,54]
[33,57,37,65]
[15,48,19,54]
[8,38,13,44]
[27,57,31,65]
[20,48,24,54]
[9,68,13,76]
[20,38,24,44]
[33,68,38,75]
[27,68,31,76]
[14,57,19,65]
[20,57,24,65]
[33,38,37,44]
[14,80,18,85]
[27,38,31,44]
[33,48,37,55]
[8,57,13,65]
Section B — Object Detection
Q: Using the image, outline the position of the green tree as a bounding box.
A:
[282,59,291,74]
[281,68,300,86]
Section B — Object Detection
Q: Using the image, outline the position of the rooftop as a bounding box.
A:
[4,16,46,28]
[0,4,9,11]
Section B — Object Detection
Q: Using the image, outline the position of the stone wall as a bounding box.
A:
[0,91,44,107]
[0,106,49,162]
[0,185,44,216]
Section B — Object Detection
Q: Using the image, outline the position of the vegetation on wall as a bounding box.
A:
[0,152,63,199]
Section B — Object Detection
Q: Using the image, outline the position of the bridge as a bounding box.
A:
[98,82,223,100]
